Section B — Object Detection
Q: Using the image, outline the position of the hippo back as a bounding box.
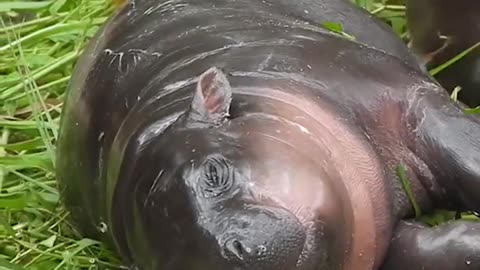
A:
[262,0,422,70]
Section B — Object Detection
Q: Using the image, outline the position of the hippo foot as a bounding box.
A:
[406,87,480,213]
[380,220,480,270]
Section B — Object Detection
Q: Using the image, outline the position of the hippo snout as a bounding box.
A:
[214,206,308,270]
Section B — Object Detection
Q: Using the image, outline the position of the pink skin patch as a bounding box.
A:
[236,86,392,270]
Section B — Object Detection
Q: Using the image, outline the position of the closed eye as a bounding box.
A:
[200,155,234,198]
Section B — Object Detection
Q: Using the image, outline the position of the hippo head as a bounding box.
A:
[123,67,352,270]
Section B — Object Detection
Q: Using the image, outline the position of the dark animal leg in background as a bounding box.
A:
[380,220,480,270]
[406,86,480,213]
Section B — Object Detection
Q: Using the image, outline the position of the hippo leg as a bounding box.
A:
[380,220,480,270]
[405,85,480,213]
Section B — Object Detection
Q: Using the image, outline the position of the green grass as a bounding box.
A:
[0,0,477,269]
[0,1,124,269]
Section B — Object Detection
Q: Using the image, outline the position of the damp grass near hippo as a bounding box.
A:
[0,0,479,269]
[0,1,123,269]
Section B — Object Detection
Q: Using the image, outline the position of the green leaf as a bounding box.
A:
[0,257,27,270]
[389,17,406,36]
[0,20,105,53]
[39,234,57,248]
[0,73,21,89]
[464,106,480,115]
[417,210,457,226]
[0,153,54,172]
[396,164,422,218]
[0,193,28,210]
[34,191,60,208]
[321,21,356,41]
[321,22,344,33]
[27,261,61,270]
[25,55,57,69]
[430,41,480,76]
[55,239,100,270]
[352,0,371,10]
[0,2,53,12]
[459,213,480,222]
[375,10,405,19]
[49,0,68,14]
[0,137,45,152]
[0,214,15,236]
[0,119,57,130]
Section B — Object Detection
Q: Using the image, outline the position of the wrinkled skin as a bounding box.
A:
[406,0,480,107]
[55,0,480,270]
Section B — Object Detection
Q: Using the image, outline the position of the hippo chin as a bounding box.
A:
[56,0,480,270]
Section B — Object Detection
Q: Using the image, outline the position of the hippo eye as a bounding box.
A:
[200,156,234,198]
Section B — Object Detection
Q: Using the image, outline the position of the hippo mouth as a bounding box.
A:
[210,197,329,270]
[295,220,327,269]
[233,192,331,270]
[243,171,333,270]
[283,201,331,270]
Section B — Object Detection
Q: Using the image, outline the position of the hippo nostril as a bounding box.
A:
[225,239,245,260]
[217,208,308,269]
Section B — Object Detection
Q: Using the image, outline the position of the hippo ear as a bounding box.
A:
[187,67,233,126]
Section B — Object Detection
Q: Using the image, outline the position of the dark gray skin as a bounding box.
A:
[406,0,480,107]
[55,0,480,270]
